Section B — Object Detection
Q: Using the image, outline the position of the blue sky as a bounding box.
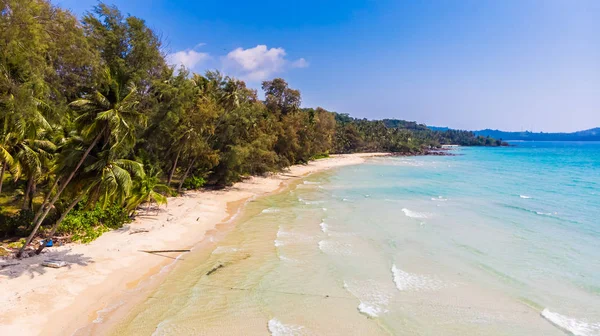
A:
[56,0,599,132]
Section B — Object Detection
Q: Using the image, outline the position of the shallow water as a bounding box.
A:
[111,142,600,335]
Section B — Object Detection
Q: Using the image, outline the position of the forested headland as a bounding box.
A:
[0,1,504,254]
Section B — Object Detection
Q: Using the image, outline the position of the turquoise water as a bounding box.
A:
[114,142,600,335]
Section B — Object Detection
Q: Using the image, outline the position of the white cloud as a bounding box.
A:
[291,58,309,68]
[166,50,210,70]
[224,45,308,81]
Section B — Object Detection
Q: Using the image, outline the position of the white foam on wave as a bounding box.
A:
[320,221,329,233]
[343,280,392,318]
[431,196,448,201]
[520,195,532,199]
[322,207,327,212]
[298,197,324,205]
[318,240,353,256]
[541,309,600,336]
[278,255,302,263]
[402,208,429,219]
[391,264,445,291]
[92,300,125,324]
[262,207,280,214]
[275,227,314,247]
[303,181,321,185]
[268,318,305,336]
[212,246,240,254]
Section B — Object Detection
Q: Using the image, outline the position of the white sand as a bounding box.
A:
[0,153,386,336]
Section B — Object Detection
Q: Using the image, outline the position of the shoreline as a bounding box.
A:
[0,153,387,336]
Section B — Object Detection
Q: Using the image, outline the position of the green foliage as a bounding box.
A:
[57,204,131,243]
[310,153,330,160]
[182,175,206,190]
[0,210,35,238]
[7,239,26,249]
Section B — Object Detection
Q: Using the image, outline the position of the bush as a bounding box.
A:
[183,175,206,190]
[58,204,131,243]
[310,153,330,160]
[0,209,35,238]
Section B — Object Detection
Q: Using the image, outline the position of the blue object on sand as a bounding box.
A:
[45,239,53,247]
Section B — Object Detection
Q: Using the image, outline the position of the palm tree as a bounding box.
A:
[126,166,169,215]
[11,136,56,210]
[18,72,143,257]
[0,140,17,195]
[83,150,145,209]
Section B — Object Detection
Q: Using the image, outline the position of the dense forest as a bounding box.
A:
[429,126,600,142]
[0,0,502,254]
[473,128,600,141]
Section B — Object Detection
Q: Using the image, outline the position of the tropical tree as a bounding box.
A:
[126,166,169,214]
[18,73,142,257]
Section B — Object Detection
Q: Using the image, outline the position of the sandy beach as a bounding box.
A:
[0,153,386,336]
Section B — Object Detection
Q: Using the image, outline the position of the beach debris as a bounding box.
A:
[140,249,190,253]
[42,259,68,268]
[0,263,19,269]
[129,228,149,235]
[206,263,224,276]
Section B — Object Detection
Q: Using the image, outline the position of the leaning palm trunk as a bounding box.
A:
[22,176,33,210]
[167,149,180,187]
[33,178,60,223]
[18,127,105,258]
[0,162,6,195]
[178,158,196,193]
[35,192,85,255]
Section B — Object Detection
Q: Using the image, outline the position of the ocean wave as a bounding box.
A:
[343,280,392,318]
[278,255,302,263]
[318,240,353,256]
[92,300,125,324]
[391,264,445,291]
[402,208,429,219]
[501,204,559,218]
[520,195,532,199]
[303,181,321,185]
[275,227,315,247]
[268,318,305,336]
[211,246,240,254]
[358,302,387,318]
[541,309,600,336]
[298,197,324,205]
[431,196,448,201]
[262,207,280,214]
[320,222,328,233]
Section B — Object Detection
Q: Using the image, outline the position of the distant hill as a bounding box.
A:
[428,127,600,141]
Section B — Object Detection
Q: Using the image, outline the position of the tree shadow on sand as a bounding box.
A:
[0,249,94,279]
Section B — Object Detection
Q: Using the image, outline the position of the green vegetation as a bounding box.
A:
[0,0,502,253]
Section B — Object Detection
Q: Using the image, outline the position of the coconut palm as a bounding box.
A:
[19,72,143,257]
[83,150,145,209]
[126,166,169,215]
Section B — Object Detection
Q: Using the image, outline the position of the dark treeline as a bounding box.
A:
[333,114,506,154]
[0,0,500,253]
[474,128,600,141]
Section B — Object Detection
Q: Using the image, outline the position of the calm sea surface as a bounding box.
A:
[112,141,600,336]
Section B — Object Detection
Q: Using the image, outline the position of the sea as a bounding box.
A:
[110,141,600,336]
